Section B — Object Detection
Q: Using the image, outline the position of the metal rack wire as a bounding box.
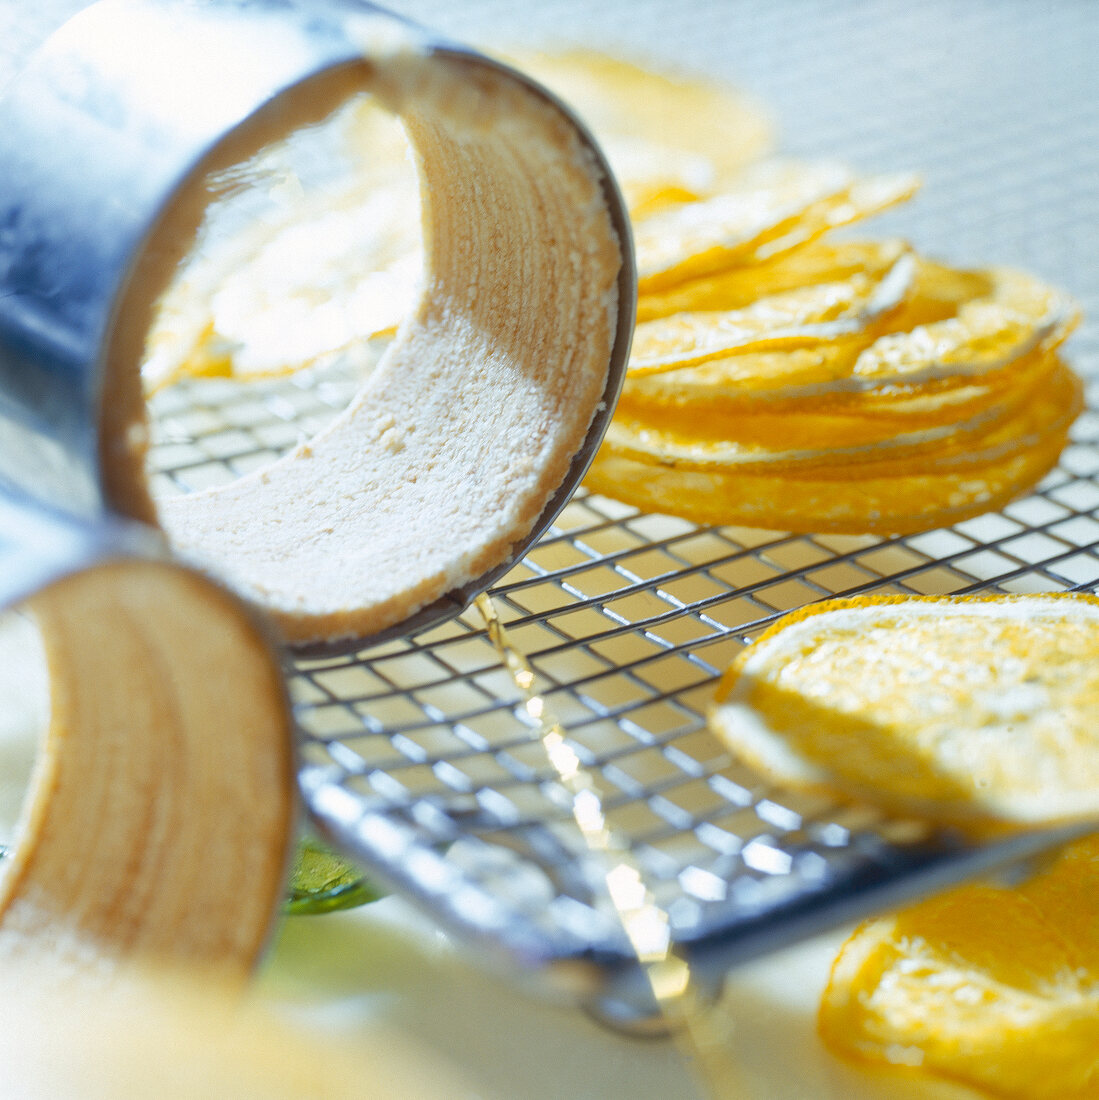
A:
[146,356,1099,1021]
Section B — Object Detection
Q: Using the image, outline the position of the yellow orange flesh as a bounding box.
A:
[821,833,1099,1098]
[710,592,1099,828]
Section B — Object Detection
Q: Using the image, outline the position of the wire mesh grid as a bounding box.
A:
[139,0,1099,1018]
[145,351,1099,1014]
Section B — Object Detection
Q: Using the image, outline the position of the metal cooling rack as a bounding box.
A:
[145,359,1099,1023]
[142,0,1099,1025]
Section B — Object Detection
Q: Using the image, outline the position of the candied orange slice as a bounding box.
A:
[619,345,1062,435]
[1014,834,1099,963]
[615,350,1063,458]
[629,272,912,376]
[633,160,855,290]
[786,345,1067,423]
[745,172,921,267]
[585,420,1071,534]
[770,357,1081,478]
[620,343,1071,436]
[634,167,918,292]
[604,356,1078,474]
[637,239,912,323]
[620,343,876,414]
[820,834,1099,1098]
[884,257,995,330]
[506,49,773,211]
[623,261,1075,407]
[616,396,979,454]
[631,254,971,400]
[709,591,1099,828]
[851,266,1079,386]
[628,250,915,375]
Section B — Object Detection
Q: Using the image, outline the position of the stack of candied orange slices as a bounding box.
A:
[520,62,1079,537]
[519,57,1081,537]
[586,186,1082,534]
[709,591,1099,1098]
